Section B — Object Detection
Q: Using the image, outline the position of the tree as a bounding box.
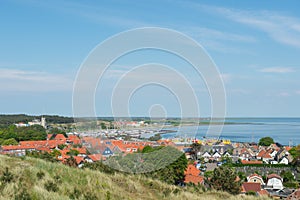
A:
[258,137,274,146]
[190,143,202,160]
[65,156,77,167]
[67,149,79,156]
[280,170,295,183]
[148,134,162,141]
[289,145,300,158]
[1,138,18,145]
[206,166,241,195]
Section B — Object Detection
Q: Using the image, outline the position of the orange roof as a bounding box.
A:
[73,147,87,154]
[73,156,84,165]
[184,174,204,185]
[241,160,263,164]
[267,174,282,180]
[67,135,81,144]
[1,145,35,150]
[257,150,266,157]
[262,153,272,159]
[88,154,105,162]
[54,134,66,140]
[248,173,262,179]
[285,146,292,151]
[242,182,261,193]
[258,189,269,196]
[185,164,200,176]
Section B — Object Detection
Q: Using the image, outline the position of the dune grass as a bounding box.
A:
[0,155,271,200]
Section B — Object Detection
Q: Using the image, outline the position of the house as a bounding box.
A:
[223,151,231,157]
[202,152,211,158]
[241,160,263,165]
[275,149,293,163]
[279,157,289,165]
[257,189,269,197]
[93,145,114,157]
[270,160,278,164]
[287,188,300,200]
[239,148,255,160]
[86,154,105,162]
[266,174,283,190]
[73,156,85,167]
[257,149,272,163]
[241,182,261,194]
[184,164,204,185]
[247,174,265,185]
[212,151,222,160]
[269,188,295,199]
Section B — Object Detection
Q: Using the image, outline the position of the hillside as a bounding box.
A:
[0,155,271,200]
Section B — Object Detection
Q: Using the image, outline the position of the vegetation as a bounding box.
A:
[105,146,188,185]
[258,137,274,146]
[206,166,241,195]
[148,133,162,141]
[0,155,270,200]
[190,143,202,160]
[0,114,74,127]
[0,125,46,145]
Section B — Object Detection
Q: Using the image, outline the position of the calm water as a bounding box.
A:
[162,118,300,146]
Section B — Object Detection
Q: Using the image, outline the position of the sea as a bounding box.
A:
[161,118,300,146]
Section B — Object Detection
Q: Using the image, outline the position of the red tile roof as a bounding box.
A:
[257,189,269,196]
[257,150,266,157]
[73,156,84,165]
[241,160,263,164]
[185,164,200,176]
[184,174,204,185]
[267,174,282,180]
[248,173,262,179]
[242,182,261,193]
[54,134,66,140]
[88,154,105,162]
[287,188,300,200]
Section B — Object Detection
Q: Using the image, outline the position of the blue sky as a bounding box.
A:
[1,0,300,117]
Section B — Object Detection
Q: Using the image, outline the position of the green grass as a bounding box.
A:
[0,155,271,200]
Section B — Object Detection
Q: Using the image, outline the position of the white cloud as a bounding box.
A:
[187,27,256,43]
[200,5,300,48]
[259,67,295,73]
[278,92,290,97]
[220,73,232,83]
[296,90,300,95]
[0,68,73,92]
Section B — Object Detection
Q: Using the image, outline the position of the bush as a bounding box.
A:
[1,167,14,183]
[258,137,274,146]
[36,171,45,180]
[69,187,81,199]
[44,180,59,192]
[15,189,31,200]
[246,191,256,196]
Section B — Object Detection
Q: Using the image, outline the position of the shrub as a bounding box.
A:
[15,189,31,200]
[44,180,59,192]
[36,171,45,180]
[69,187,81,199]
[1,167,14,183]
[246,191,257,196]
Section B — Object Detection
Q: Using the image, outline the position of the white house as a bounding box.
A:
[212,152,222,160]
[202,152,211,158]
[223,151,231,157]
[279,157,289,165]
[270,150,278,158]
[247,173,265,185]
[270,160,278,165]
[266,174,283,190]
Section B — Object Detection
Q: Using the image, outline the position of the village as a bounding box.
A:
[0,122,299,200]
